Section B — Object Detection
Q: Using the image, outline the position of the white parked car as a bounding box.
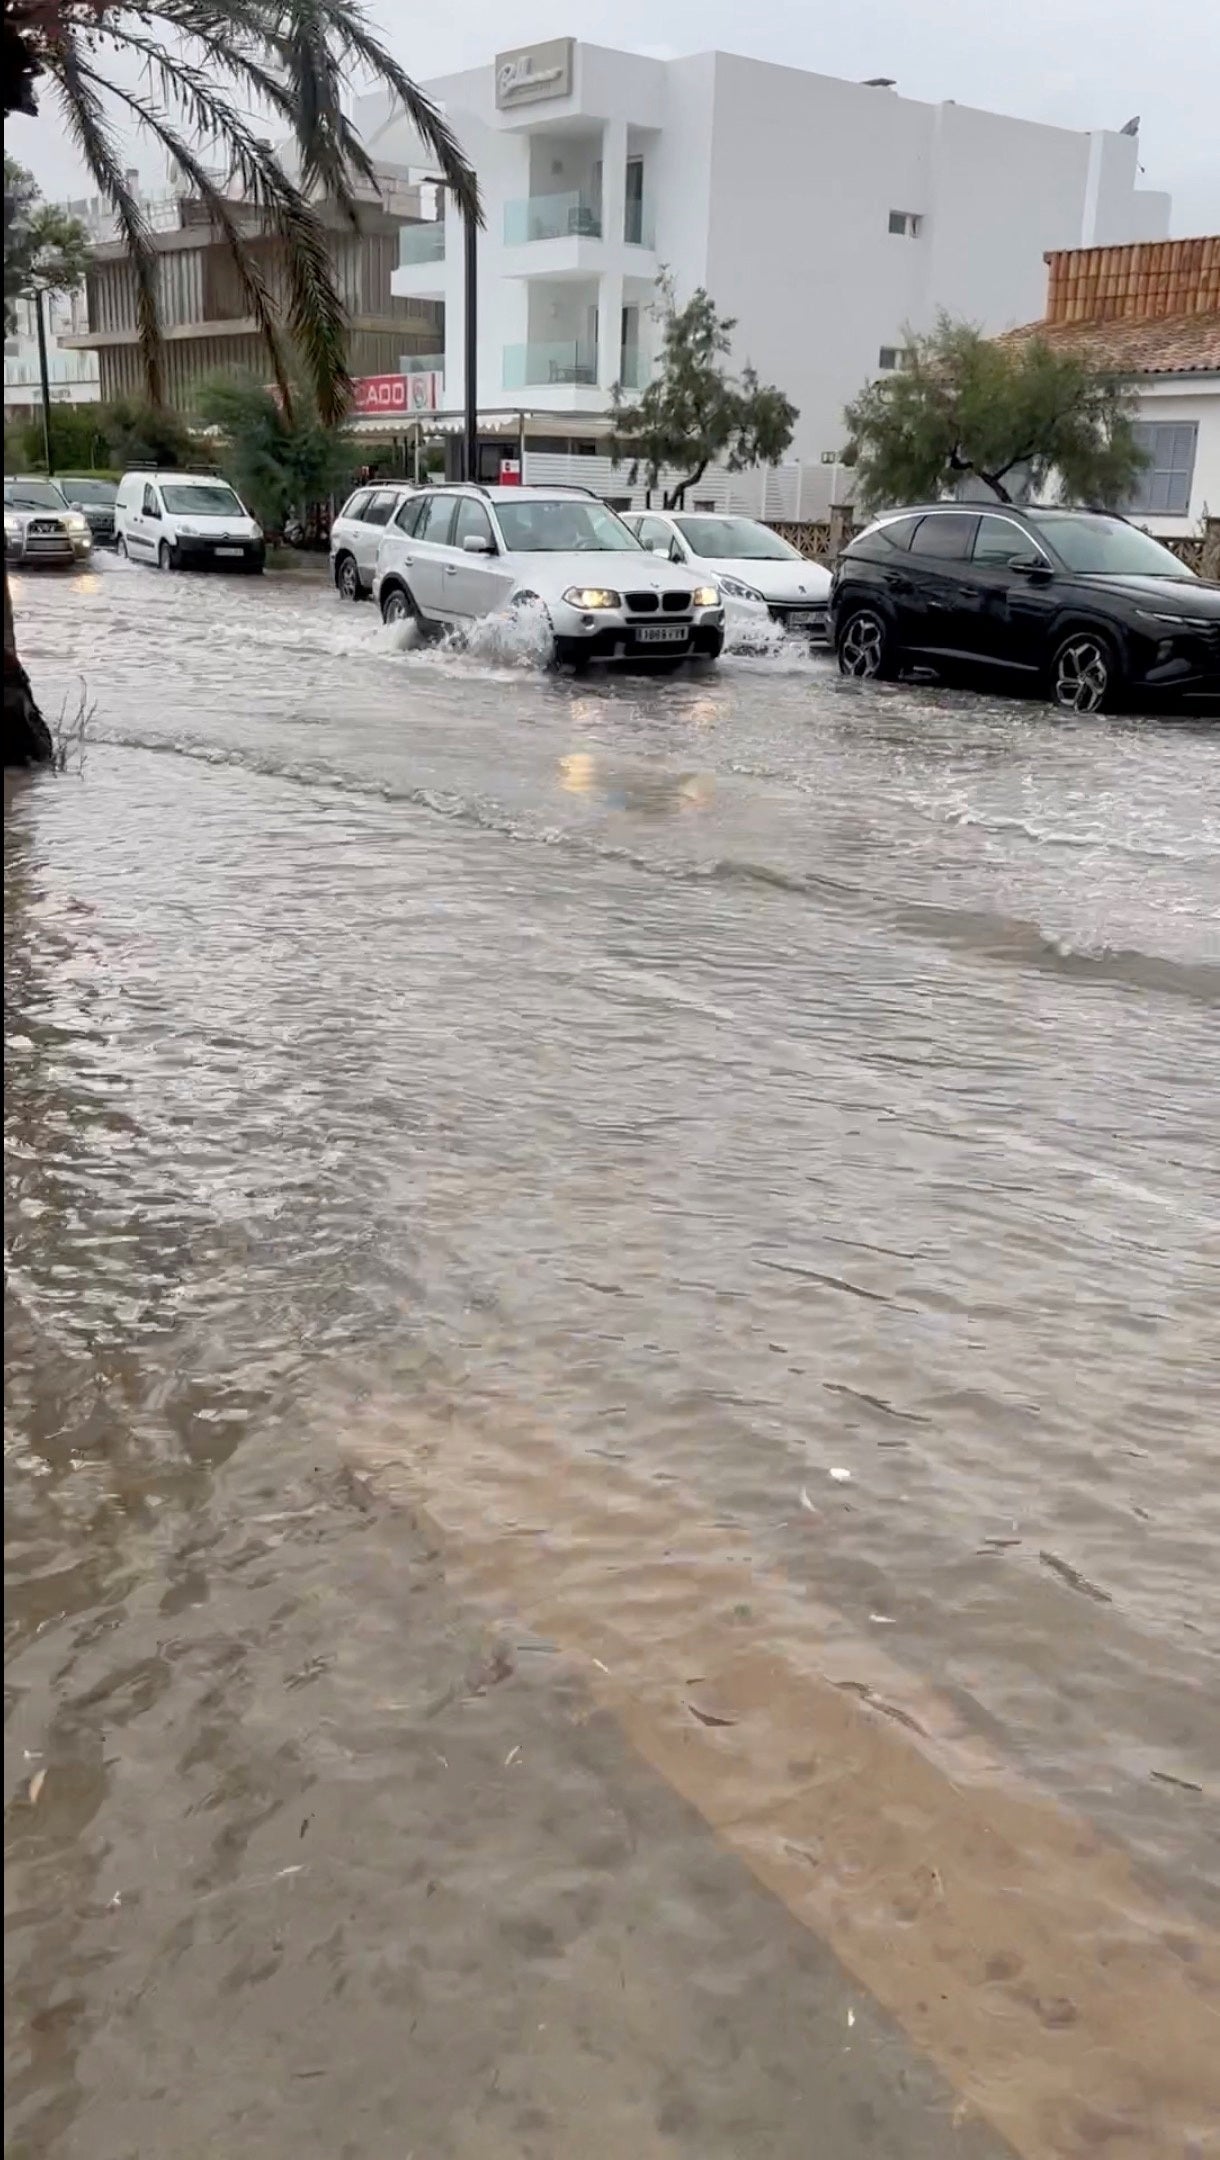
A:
[114,470,265,572]
[372,485,724,668]
[330,482,420,600]
[624,510,832,644]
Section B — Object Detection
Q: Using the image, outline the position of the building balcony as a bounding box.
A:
[504,191,602,245]
[504,340,598,390]
[398,221,445,266]
[400,353,445,375]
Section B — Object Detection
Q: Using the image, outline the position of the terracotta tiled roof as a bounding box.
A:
[1043,235,1220,326]
[1001,309,1220,377]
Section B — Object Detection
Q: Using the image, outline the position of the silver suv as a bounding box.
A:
[372,485,724,668]
[330,482,419,600]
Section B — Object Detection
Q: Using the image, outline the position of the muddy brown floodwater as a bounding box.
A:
[5,556,1220,2160]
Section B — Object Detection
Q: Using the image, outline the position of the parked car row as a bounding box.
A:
[13,463,1216,709]
[6,468,265,574]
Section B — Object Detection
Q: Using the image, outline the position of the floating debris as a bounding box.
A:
[1039,1550,1112,1604]
[504,1744,522,1768]
[688,1703,737,1728]
[798,1486,820,1514]
[28,1768,46,1805]
[828,1467,852,1484]
[1151,1769,1203,1795]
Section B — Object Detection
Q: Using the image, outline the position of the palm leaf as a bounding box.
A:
[67,56,294,414]
[47,48,164,405]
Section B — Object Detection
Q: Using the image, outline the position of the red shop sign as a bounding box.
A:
[353,373,410,413]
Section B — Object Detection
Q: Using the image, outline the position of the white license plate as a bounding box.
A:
[215,546,243,558]
[636,623,687,645]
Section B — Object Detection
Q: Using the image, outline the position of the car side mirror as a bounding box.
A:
[462,533,494,554]
[648,542,668,556]
[1010,553,1050,577]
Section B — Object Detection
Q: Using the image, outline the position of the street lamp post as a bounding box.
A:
[422,176,479,484]
[33,288,54,476]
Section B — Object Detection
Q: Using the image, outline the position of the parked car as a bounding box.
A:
[4,475,93,567]
[373,485,724,668]
[831,504,1220,713]
[330,482,420,600]
[114,470,265,572]
[57,474,118,547]
[624,510,832,644]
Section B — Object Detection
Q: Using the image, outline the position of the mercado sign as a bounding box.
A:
[352,372,442,417]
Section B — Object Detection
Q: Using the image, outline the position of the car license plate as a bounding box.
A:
[215,546,243,558]
[636,623,687,645]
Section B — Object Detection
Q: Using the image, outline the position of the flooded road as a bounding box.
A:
[6,556,1220,2158]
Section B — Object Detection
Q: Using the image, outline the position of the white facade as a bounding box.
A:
[362,40,1170,506]
[4,285,99,418]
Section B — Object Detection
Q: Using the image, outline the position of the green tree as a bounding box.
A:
[8,399,111,472]
[611,273,797,508]
[843,315,1147,512]
[4,156,91,331]
[101,395,196,471]
[4,0,479,767]
[196,374,354,534]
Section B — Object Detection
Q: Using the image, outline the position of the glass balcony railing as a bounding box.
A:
[398,222,446,267]
[503,341,598,389]
[504,192,603,245]
[618,348,648,390]
[400,354,445,375]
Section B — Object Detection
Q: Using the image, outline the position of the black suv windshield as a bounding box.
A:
[1031,513,1196,579]
[62,478,116,505]
[674,516,800,561]
[5,479,68,511]
[495,500,641,552]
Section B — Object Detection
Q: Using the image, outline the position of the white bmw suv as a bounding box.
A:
[372,485,724,668]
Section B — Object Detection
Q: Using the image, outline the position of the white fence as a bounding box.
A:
[519,450,852,518]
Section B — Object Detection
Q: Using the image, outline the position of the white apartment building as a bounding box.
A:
[359,40,1171,509]
[4,284,99,421]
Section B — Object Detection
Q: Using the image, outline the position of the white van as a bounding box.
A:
[114,470,265,573]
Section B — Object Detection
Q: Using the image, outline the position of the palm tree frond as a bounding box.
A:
[309,0,482,225]
[68,58,295,417]
[48,51,164,405]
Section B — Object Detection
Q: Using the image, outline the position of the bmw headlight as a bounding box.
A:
[718,575,764,603]
[563,586,621,609]
[692,584,719,608]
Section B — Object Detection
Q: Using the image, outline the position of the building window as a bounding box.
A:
[1126,421,1197,517]
[888,210,922,237]
[877,346,908,371]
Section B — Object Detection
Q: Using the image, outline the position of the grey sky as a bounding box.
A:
[8,0,1219,235]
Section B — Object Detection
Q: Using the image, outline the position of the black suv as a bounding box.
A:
[830,504,1220,713]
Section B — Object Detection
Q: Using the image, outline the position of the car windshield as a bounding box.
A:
[494,499,641,552]
[1029,512,1196,579]
[674,516,800,561]
[62,478,116,505]
[5,479,68,511]
[159,483,245,517]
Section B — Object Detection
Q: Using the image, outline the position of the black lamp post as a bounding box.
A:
[33,287,54,476]
[421,176,478,484]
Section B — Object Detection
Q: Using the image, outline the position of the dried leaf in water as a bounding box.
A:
[687,1702,737,1728]
[798,1486,820,1514]
[28,1768,46,1805]
[504,1744,522,1768]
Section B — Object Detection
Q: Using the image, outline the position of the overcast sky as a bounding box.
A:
[8,0,1219,235]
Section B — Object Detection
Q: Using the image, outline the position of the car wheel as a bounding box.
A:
[380,581,418,628]
[836,606,895,681]
[1049,628,1122,716]
[158,540,175,572]
[334,552,362,602]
